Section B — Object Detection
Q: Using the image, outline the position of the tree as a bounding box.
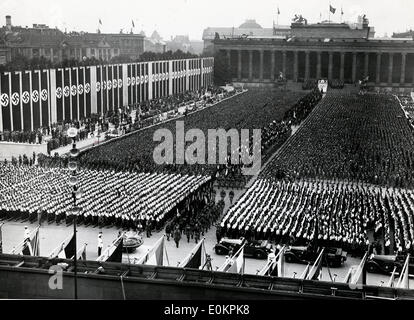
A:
[213,51,231,86]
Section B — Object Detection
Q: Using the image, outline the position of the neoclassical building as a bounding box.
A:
[209,17,414,91]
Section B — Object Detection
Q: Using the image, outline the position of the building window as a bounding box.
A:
[91,48,95,56]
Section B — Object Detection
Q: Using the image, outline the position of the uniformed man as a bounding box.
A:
[97,232,103,257]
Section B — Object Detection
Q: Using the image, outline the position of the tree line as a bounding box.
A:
[0,50,203,73]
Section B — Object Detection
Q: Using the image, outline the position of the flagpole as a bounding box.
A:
[329,4,331,23]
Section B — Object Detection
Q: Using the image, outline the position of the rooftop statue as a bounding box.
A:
[292,14,308,25]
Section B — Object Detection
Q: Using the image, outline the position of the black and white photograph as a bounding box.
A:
[0,0,414,310]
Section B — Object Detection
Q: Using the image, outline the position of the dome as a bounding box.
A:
[239,19,262,29]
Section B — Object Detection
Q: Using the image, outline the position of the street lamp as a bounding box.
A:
[68,127,80,299]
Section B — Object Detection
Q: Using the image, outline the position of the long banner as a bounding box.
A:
[0,57,214,132]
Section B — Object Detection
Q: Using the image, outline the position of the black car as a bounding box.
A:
[284,246,347,268]
[366,254,414,275]
[214,237,273,259]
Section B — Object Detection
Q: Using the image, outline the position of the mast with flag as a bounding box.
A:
[0,223,3,254]
[341,7,344,23]
[277,6,280,26]
[329,4,336,23]
[98,18,103,33]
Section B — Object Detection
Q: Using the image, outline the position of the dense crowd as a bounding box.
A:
[220,92,414,253]
[164,200,225,245]
[78,89,305,178]
[398,94,414,129]
[262,93,414,188]
[0,130,43,144]
[0,163,212,229]
[220,178,414,254]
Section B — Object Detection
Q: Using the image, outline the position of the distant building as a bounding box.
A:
[210,15,414,92]
[166,35,203,55]
[144,30,166,53]
[0,15,145,65]
[202,17,376,55]
[392,30,414,39]
[202,19,290,54]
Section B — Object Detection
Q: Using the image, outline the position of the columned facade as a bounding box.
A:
[215,38,414,89]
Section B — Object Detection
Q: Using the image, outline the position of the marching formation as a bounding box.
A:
[221,178,414,254]
[262,93,414,188]
[79,89,305,176]
[222,92,414,256]
[0,163,212,228]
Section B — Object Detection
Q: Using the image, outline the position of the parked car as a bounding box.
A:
[366,254,414,275]
[214,237,273,259]
[284,246,347,268]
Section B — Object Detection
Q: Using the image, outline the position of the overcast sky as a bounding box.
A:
[1,0,413,40]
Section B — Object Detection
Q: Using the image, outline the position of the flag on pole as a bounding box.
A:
[218,246,245,274]
[96,234,123,262]
[107,238,123,263]
[137,236,168,266]
[387,266,397,287]
[277,7,280,15]
[0,223,3,254]
[341,7,344,15]
[99,19,102,25]
[397,254,410,289]
[179,239,206,269]
[306,248,324,280]
[77,243,87,260]
[300,263,310,279]
[329,5,336,14]
[276,246,285,277]
[22,227,39,256]
[227,247,245,274]
[64,234,76,259]
[132,20,135,28]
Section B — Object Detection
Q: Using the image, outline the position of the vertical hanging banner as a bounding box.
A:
[96,65,102,115]
[55,69,63,122]
[86,66,93,117]
[11,71,22,131]
[86,66,94,116]
[63,68,71,121]
[117,64,123,108]
[41,70,49,127]
[21,70,31,131]
[0,73,3,132]
[131,63,136,106]
[168,60,173,96]
[113,64,118,111]
[137,63,141,104]
[122,63,128,107]
[31,70,40,130]
[108,64,113,112]
[103,64,108,114]
[71,67,78,121]
[49,69,57,124]
[126,64,131,106]
[1,72,11,131]
[77,67,85,120]
[144,63,149,102]
[148,62,153,101]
